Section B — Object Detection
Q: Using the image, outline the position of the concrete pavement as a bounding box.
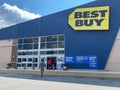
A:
[0,73,120,90]
[0,69,120,78]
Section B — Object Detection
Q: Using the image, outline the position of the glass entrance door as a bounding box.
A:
[47,57,56,70]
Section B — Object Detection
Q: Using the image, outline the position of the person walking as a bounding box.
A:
[39,59,46,77]
[48,59,52,69]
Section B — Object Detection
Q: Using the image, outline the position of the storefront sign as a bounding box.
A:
[68,6,109,30]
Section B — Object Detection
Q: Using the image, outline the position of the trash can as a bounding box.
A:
[6,63,11,69]
[62,64,68,70]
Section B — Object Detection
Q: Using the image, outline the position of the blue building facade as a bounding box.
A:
[0,0,120,70]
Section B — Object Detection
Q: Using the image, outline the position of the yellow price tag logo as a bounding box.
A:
[68,6,109,30]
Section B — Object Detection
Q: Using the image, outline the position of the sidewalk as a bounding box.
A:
[0,68,120,78]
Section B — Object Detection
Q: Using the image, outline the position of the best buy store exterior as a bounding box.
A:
[0,0,120,71]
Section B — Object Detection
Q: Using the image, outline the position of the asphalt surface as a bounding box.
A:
[0,73,120,90]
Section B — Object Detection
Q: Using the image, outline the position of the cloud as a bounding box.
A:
[0,3,41,29]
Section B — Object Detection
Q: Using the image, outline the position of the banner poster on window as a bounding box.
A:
[88,56,98,68]
[65,55,98,68]
[57,58,63,70]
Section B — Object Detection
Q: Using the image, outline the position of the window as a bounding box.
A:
[40,51,46,55]
[17,35,65,69]
[58,42,64,48]
[22,58,26,62]
[58,35,64,41]
[46,50,57,54]
[23,44,33,49]
[40,43,46,49]
[58,50,64,54]
[17,64,21,67]
[18,45,22,50]
[18,39,23,44]
[22,52,27,55]
[17,58,21,62]
[40,35,64,49]
[27,51,32,55]
[18,52,22,55]
[24,38,33,43]
[33,58,38,62]
[27,63,32,67]
[41,37,46,42]
[33,51,38,55]
[33,44,38,49]
[47,36,57,42]
[22,64,26,67]
[33,64,37,67]
[34,37,38,43]
[28,58,32,62]
[47,42,57,48]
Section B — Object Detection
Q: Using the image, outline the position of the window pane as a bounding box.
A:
[18,39,23,44]
[33,64,37,67]
[33,58,38,62]
[47,35,57,42]
[17,58,21,62]
[58,50,64,54]
[18,52,22,55]
[22,58,26,62]
[58,42,64,48]
[46,50,57,54]
[41,37,46,42]
[18,45,22,50]
[58,35,64,41]
[27,63,32,67]
[23,44,33,49]
[47,42,57,48]
[40,51,46,55]
[27,51,32,55]
[22,64,26,67]
[34,37,38,43]
[40,43,46,49]
[28,58,32,62]
[33,51,38,55]
[24,38,33,43]
[21,52,27,55]
[17,64,21,67]
[33,44,38,49]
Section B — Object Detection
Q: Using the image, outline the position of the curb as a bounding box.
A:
[0,69,120,78]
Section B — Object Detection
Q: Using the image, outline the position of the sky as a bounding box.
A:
[0,0,95,29]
